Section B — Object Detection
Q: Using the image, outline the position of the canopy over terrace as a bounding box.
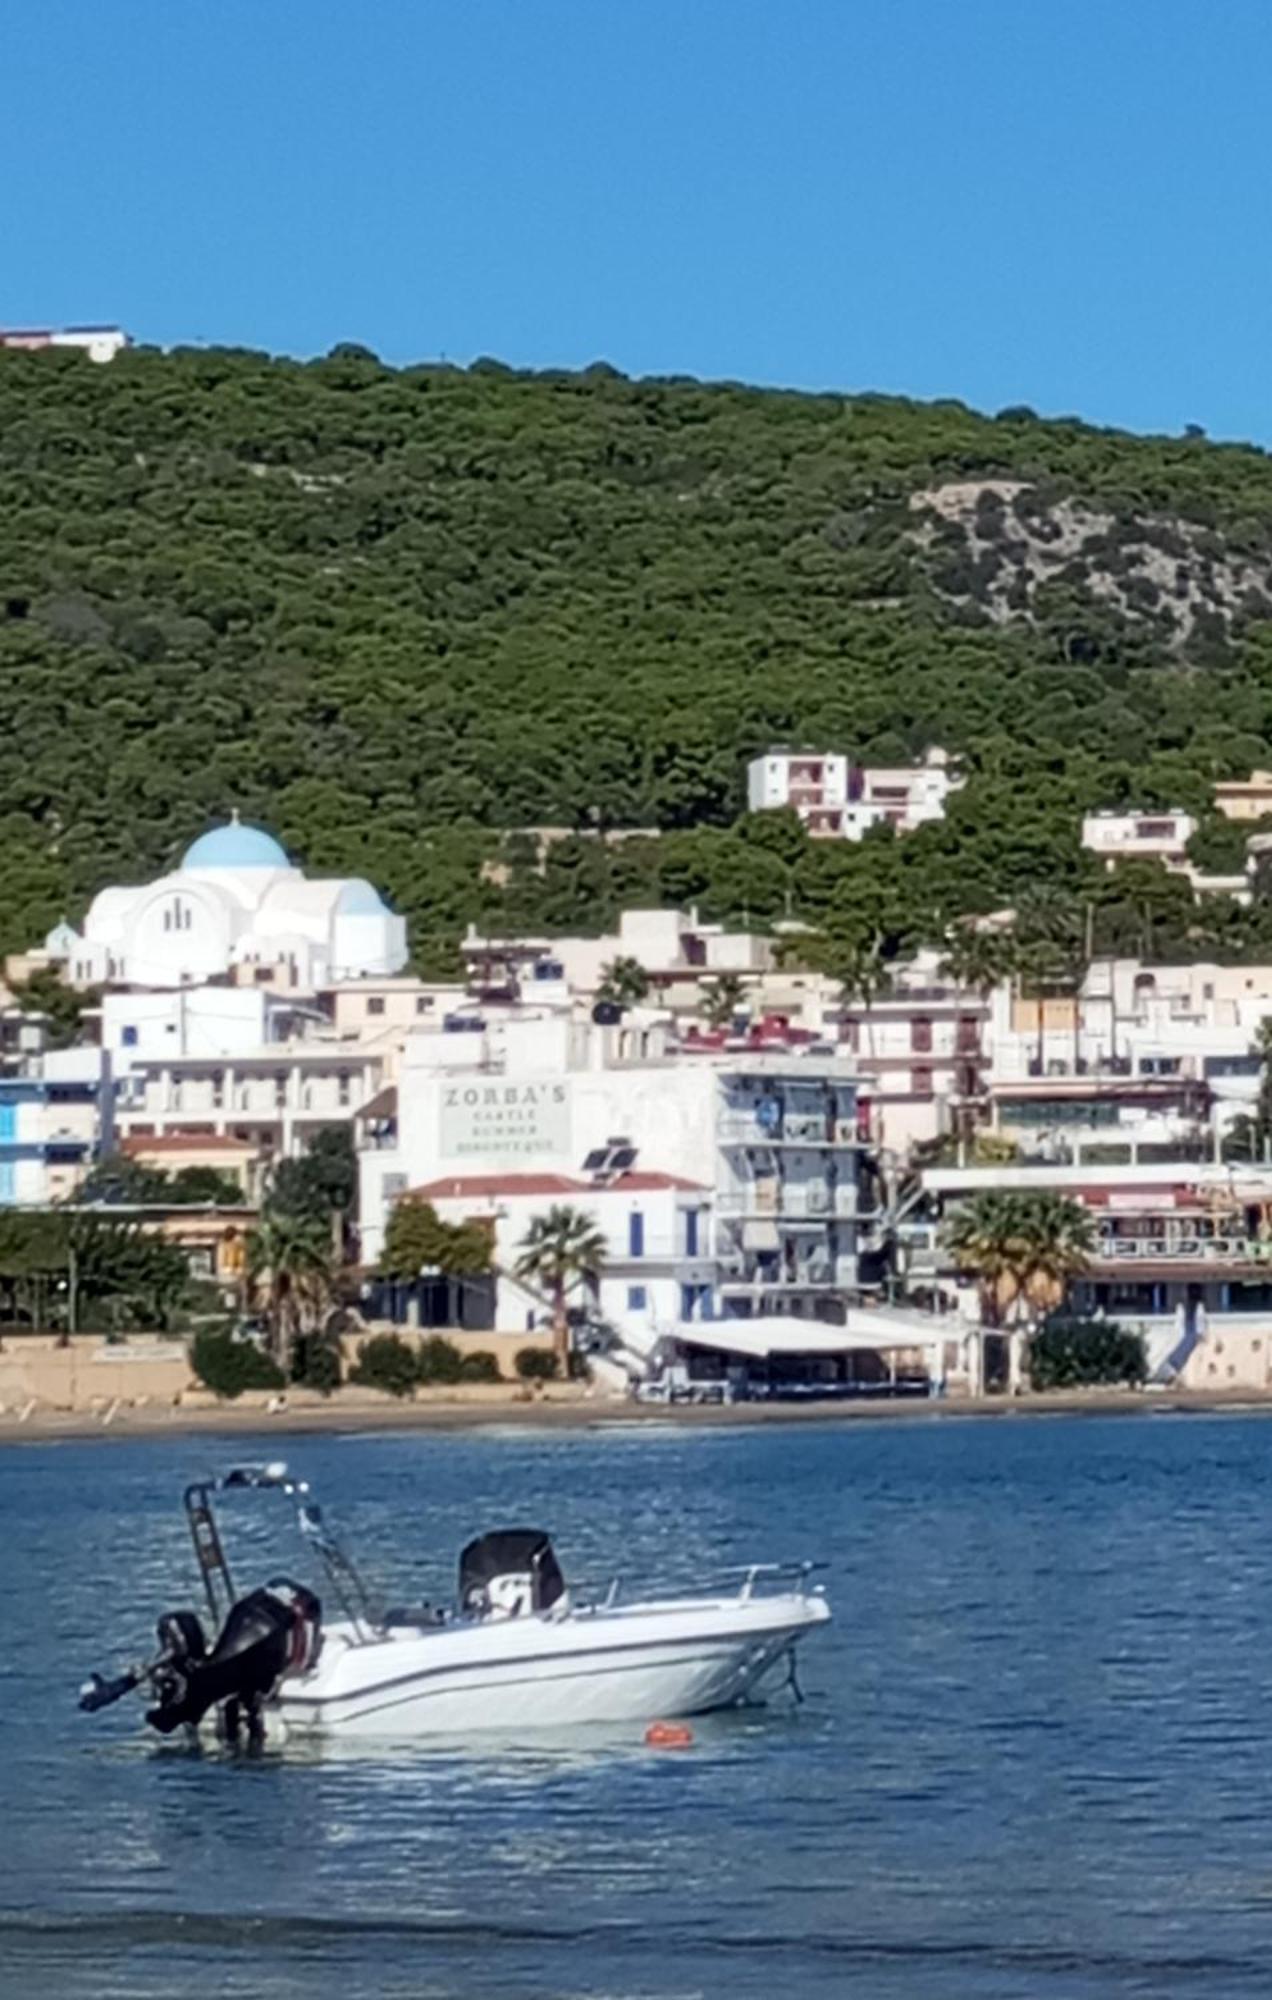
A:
[669,1307,956,1396]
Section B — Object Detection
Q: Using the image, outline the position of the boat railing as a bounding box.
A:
[729,1560,826,1601]
[580,1559,825,1612]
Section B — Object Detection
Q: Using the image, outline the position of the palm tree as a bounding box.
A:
[939,928,1015,1151]
[820,932,893,1058]
[596,956,651,1009]
[942,1190,1095,1394]
[513,1205,608,1375]
[1015,888,1088,1075]
[1248,1017,1272,1162]
[246,1208,334,1369]
[1014,1193,1097,1328]
[699,971,746,1030]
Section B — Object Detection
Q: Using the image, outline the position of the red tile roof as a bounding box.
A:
[410,1173,586,1200]
[609,1171,705,1191]
[408,1170,706,1201]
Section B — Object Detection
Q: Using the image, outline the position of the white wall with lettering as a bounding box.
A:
[438,1076,572,1164]
[396,1065,723,1189]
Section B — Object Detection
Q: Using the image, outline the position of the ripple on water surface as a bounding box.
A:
[6,1414,1272,1997]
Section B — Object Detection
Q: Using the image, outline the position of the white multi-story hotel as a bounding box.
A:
[112,1044,386,1158]
[982,957,1272,1156]
[1081,809,1196,865]
[0,1050,103,1205]
[400,1168,714,1352]
[39,985,390,1173]
[358,1011,875,1352]
[461,906,775,1008]
[825,949,990,1155]
[746,747,961,840]
[918,1154,1272,1392]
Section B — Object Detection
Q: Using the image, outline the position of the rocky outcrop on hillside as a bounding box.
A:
[909,480,1272,648]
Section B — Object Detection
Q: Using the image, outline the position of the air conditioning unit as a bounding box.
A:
[833,1120,857,1143]
[806,1187,829,1214]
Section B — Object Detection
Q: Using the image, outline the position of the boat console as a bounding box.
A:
[458,1529,568,1620]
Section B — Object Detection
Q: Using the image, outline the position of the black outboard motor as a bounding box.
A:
[147,1582,321,1740]
[81,1579,320,1747]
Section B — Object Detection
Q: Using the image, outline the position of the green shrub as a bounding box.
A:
[191,1328,285,1399]
[416,1334,464,1384]
[289,1332,343,1395]
[458,1349,502,1383]
[350,1332,420,1398]
[1029,1319,1147,1391]
[514,1345,560,1382]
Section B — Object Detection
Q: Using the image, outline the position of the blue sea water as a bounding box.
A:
[4,1411,1272,1999]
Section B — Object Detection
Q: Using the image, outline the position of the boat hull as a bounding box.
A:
[274,1593,829,1737]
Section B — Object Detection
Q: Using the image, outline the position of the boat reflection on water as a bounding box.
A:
[246,1698,824,1781]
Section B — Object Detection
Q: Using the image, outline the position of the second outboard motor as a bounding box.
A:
[147,1581,321,1742]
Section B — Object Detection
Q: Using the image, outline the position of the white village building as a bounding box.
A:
[357,1010,877,1358]
[746,747,961,840]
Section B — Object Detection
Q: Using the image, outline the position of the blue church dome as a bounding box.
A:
[181,814,290,871]
[338,879,391,915]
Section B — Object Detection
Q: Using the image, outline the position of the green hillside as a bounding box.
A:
[6,343,1272,969]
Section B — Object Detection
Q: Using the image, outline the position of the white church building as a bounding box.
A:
[52,815,409,990]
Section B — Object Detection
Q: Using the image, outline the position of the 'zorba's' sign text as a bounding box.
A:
[438,1079,571,1161]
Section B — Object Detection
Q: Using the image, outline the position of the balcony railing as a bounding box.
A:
[717,1267,843,1292]
[718,1114,859,1148]
[360,1126,398,1152]
[720,1272,840,1288]
[1001,1141,1216,1168]
[1094,1235,1272,1265]
[716,1185,858,1219]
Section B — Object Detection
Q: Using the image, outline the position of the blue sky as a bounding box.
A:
[8,1,1272,441]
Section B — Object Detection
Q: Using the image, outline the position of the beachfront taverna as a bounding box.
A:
[49,815,408,989]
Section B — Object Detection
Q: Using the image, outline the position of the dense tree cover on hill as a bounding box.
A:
[8,344,1272,969]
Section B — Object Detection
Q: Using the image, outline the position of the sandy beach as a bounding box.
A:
[6,1383,1272,1444]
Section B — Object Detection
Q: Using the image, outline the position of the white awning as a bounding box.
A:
[674,1308,951,1360]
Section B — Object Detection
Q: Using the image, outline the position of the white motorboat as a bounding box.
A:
[80,1463,830,1744]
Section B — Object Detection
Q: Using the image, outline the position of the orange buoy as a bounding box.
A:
[645,1720,694,1749]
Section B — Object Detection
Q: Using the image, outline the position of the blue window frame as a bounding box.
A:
[626,1285,647,1311]
[628,1210,644,1256]
[685,1208,700,1256]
